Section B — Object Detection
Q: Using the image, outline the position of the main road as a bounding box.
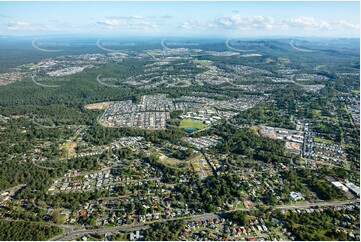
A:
[50,198,359,241]
[51,213,220,241]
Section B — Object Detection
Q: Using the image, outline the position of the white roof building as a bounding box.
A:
[332,181,349,192]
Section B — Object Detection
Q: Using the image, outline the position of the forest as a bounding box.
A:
[0,220,63,241]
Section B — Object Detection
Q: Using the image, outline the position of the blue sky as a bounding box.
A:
[0,1,359,37]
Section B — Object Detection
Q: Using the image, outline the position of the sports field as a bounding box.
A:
[179,118,206,129]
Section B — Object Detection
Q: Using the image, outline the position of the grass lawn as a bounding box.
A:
[194,59,213,67]
[277,57,291,63]
[190,161,201,172]
[351,89,360,94]
[236,203,246,209]
[250,125,260,134]
[179,118,206,130]
[312,109,322,118]
[60,140,77,157]
[313,137,333,144]
[203,71,218,76]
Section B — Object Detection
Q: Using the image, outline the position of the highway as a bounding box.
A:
[51,213,220,241]
[51,198,359,241]
[274,199,359,210]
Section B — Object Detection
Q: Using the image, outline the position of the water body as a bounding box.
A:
[184,127,197,131]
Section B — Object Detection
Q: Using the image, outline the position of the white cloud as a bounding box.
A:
[97,15,159,30]
[6,21,32,30]
[5,21,81,32]
[179,14,359,34]
[181,21,191,29]
[288,17,331,30]
[3,13,358,36]
[334,20,359,29]
[216,15,276,30]
[287,17,359,31]
[97,20,121,27]
[179,15,277,32]
[179,20,212,31]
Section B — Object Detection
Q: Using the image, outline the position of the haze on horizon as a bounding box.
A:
[0,1,360,38]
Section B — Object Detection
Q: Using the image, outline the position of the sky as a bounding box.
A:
[0,1,360,38]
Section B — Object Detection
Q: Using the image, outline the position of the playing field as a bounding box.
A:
[179,118,206,129]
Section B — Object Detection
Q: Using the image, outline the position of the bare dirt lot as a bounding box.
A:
[85,102,110,110]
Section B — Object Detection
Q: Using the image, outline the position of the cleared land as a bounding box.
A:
[159,154,191,170]
[85,102,109,110]
[60,140,77,158]
[190,160,201,172]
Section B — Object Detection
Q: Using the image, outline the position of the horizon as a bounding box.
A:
[0,1,360,38]
[1,35,360,39]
